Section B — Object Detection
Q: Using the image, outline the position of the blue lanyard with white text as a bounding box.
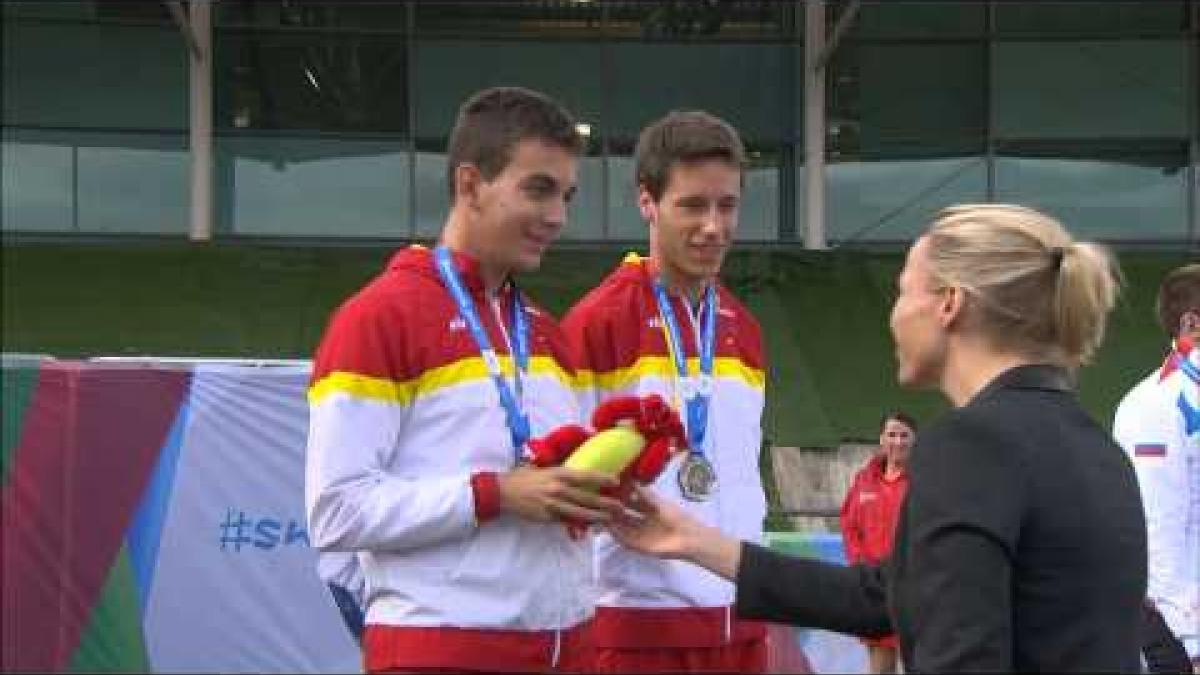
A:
[652,281,716,455]
[434,246,530,463]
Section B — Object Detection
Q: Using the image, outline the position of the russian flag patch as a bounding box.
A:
[1134,443,1167,457]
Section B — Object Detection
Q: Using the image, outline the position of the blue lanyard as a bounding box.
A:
[652,281,716,456]
[434,246,530,462]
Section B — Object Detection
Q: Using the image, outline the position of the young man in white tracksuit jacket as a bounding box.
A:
[563,111,770,673]
[306,87,621,673]
[1114,264,1200,670]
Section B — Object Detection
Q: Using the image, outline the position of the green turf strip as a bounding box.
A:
[2,244,1189,445]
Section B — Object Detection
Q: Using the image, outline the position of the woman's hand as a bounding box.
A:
[607,486,694,557]
[608,486,742,580]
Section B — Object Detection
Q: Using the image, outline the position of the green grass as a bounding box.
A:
[2,242,1190,446]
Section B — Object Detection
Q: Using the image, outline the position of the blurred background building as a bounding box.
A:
[4,0,1197,247]
[2,0,1196,456]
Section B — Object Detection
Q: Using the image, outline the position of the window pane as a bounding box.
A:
[849,1,984,39]
[221,135,409,238]
[830,42,985,161]
[411,40,606,140]
[607,43,786,143]
[414,149,449,240]
[1,133,75,232]
[216,32,408,133]
[993,40,1188,139]
[996,1,1188,36]
[995,144,1189,242]
[742,151,781,242]
[560,153,607,241]
[2,20,186,129]
[828,156,988,244]
[606,150,642,242]
[75,132,189,234]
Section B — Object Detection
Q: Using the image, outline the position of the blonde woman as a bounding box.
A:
[609,204,1147,672]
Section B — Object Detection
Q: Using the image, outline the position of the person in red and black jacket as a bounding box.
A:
[839,412,916,674]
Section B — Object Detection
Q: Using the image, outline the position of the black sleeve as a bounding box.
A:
[902,413,1023,672]
[734,542,892,637]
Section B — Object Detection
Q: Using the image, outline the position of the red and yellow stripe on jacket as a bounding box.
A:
[562,253,768,649]
[305,246,592,671]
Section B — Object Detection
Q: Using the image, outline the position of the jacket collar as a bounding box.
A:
[614,251,725,301]
[387,244,505,297]
[1160,336,1196,382]
[613,251,654,286]
[969,364,1073,406]
[865,453,907,481]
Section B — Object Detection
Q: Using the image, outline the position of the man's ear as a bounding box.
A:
[453,163,483,208]
[1180,309,1200,340]
[637,189,657,224]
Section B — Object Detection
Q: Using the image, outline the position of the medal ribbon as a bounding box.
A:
[1173,340,1200,435]
[652,280,716,458]
[1176,340,1199,385]
[434,246,531,464]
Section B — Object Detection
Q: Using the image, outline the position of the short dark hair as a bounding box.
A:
[880,410,917,434]
[445,86,583,199]
[1157,263,1200,338]
[634,110,746,202]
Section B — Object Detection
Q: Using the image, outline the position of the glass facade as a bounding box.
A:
[2,1,1196,246]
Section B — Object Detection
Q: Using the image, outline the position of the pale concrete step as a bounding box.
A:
[770,443,878,532]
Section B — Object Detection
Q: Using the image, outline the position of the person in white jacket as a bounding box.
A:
[1114,263,1200,670]
[305,87,620,673]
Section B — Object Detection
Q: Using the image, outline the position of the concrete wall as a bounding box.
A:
[770,443,879,532]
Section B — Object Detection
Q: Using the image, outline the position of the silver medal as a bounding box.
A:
[678,454,717,502]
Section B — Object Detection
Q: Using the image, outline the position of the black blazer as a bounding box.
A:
[737,365,1147,672]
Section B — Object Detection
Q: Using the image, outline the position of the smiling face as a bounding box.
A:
[643,158,740,294]
[879,416,915,468]
[889,236,952,390]
[469,137,578,275]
